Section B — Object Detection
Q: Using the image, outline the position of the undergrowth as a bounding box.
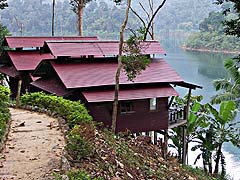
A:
[0,85,10,140]
[19,92,227,180]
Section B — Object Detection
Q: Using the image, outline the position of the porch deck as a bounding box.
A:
[168,105,187,129]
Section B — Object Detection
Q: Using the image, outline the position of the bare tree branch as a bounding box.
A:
[143,0,167,40]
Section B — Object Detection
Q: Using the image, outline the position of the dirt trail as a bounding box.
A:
[0,108,65,180]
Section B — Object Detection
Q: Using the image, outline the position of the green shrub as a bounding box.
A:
[54,170,103,180]
[0,85,10,140]
[20,92,92,128]
[66,123,95,160]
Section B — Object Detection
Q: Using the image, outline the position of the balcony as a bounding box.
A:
[168,104,187,129]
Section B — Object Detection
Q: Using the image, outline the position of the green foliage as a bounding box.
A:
[0,22,9,54]
[67,170,103,180]
[20,92,92,128]
[0,85,10,140]
[185,4,240,52]
[1,0,218,38]
[66,123,95,160]
[199,11,225,33]
[185,31,240,52]
[211,57,240,105]
[54,170,103,180]
[121,31,151,81]
[192,101,239,176]
[169,95,208,162]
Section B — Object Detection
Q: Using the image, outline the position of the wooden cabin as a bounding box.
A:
[0,37,201,134]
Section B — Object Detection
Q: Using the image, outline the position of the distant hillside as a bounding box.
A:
[184,9,240,53]
[0,0,218,39]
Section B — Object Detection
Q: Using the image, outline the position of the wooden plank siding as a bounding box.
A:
[87,97,169,133]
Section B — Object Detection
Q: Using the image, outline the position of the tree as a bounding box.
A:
[111,0,167,133]
[211,0,240,105]
[112,0,132,133]
[193,101,239,177]
[211,57,240,106]
[215,0,240,37]
[169,95,208,163]
[0,1,8,85]
[70,0,92,36]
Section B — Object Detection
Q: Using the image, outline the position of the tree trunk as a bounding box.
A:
[52,0,55,36]
[78,0,83,36]
[214,143,223,176]
[16,79,22,108]
[112,0,131,133]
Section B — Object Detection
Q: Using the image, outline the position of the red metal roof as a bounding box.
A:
[4,36,99,48]
[0,66,20,77]
[82,85,179,102]
[30,78,69,96]
[8,51,53,71]
[51,58,183,89]
[45,40,166,57]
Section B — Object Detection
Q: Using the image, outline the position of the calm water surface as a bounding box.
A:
[163,48,240,179]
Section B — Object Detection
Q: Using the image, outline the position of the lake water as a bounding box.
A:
[163,48,240,179]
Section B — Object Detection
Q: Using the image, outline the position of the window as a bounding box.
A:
[150,98,157,111]
[120,101,134,113]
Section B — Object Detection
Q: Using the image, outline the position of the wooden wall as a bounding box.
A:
[87,97,169,133]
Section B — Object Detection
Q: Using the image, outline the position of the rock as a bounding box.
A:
[61,156,71,173]
[20,150,25,153]
[18,121,25,127]
[36,121,42,123]
[0,163,3,168]
[116,160,124,169]
[8,146,15,149]
[127,172,133,179]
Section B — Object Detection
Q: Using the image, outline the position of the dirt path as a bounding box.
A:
[0,108,65,180]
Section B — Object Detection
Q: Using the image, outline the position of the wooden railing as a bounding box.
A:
[169,105,187,125]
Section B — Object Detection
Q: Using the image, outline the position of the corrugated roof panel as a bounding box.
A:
[47,42,103,57]
[30,78,69,96]
[0,66,20,77]
[82,85,179,102]
[45,41,166,57]
[8,51,53,71]
[4,36,99,48]
[51,58,183,89]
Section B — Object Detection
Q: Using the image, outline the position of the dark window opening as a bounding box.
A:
[120,101,134,113]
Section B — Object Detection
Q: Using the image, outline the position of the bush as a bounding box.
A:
[0,85,10,140]
[66,123,96,160]
[20,92,92,128]
[54,169,103,180]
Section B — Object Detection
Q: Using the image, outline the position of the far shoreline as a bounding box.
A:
[181,46,240,55]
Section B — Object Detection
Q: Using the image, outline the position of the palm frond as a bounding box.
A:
[213,79,233,91]
[211,92,240,104]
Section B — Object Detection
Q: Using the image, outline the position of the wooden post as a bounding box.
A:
[182,125,187,164]
[182,88,192,165]
[52,0,55,36]
[154,131,158,145]
[164,129,168,159]
[16,79,22,108]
